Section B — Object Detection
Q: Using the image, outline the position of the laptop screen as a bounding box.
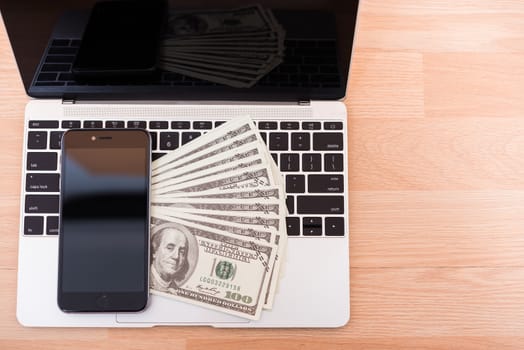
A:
[0,0,359,101]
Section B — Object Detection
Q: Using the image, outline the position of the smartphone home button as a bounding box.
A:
[96,294,109,308]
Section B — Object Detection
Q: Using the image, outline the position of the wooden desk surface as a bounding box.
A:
[1,0,524,348]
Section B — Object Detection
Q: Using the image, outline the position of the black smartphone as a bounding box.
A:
[72,0,166,80]
[58,129,150,312]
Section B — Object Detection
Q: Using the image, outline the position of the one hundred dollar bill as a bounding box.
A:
[151,204,287,309]
[149,214,276,320]
[155,213,285,309]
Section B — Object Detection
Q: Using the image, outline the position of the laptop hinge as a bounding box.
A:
[62,98,76,105]
[298,100,311,106]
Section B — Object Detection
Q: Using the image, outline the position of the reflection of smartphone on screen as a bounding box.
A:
[72,0,166,80]
[58,130,150,312]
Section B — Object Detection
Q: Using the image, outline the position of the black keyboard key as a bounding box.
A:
[105,121,125,128]
[286,196,294,214]
[182,132,201,145]
[27,131,47,149]
[26,173,60,192]
[325,217,345,236]
[281,121,299,130]
[313,133,343,151]
[286,217,300,236]
[150,132,158,151]
[302,122,321,130]
[324,153,344,172]
[303,217,322,226]
[280,153,299,172]
[269,133,288,151]
[302,154,321,172]
[46,216,59,235]
[308,175,344,193]
[29,120,59,128]
[51,39,69,46]
[44,54,71,64]
[46,55,74,64]
[48,47,76,55]
[50,131,64,149]
[291,133,310,150]
[324,122,343,130]
[127,121,147,129]
[149,121,169,129]
[62,120,81,129]
[83,120,103,128]
[171,121,191,129]
[303,226,323,236]
[152,152,167,161]
[41,64,70,72]
[25,195,59,213]
[258,121,278,130]
[24,216,44,235]
[215,121,226,127]
[297,196,344,214]
[27,152,58,171]
[58,73,75,81]
[193,121,212,129]
[160,132,179,150]
[286,175,305,193]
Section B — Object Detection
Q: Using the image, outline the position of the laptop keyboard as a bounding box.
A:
[23,119,346,237]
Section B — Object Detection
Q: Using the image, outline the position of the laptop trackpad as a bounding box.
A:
[116,294,249,324]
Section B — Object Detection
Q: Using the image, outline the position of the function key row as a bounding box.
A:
[258,121,343,130]
[31,120,226,130]
[30,120,343,131]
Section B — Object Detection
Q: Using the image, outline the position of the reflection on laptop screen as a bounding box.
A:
[0,0,359,101]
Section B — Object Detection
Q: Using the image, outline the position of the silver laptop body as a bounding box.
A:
[6,0,359,327]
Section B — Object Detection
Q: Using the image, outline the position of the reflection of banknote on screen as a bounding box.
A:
[150,116,287,317]
[158,5,285,88]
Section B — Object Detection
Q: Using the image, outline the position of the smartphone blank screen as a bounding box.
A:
[60,145,149,293]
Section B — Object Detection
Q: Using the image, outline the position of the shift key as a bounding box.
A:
[297,195,344,214]
[25,195,59,213]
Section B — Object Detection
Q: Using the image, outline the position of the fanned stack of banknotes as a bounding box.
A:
[150,117,287,320]
[158,4,285,88]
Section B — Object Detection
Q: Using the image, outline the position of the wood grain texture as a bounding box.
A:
[2,0,524,348]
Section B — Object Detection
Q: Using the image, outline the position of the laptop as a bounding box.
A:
[3,0,359,327]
